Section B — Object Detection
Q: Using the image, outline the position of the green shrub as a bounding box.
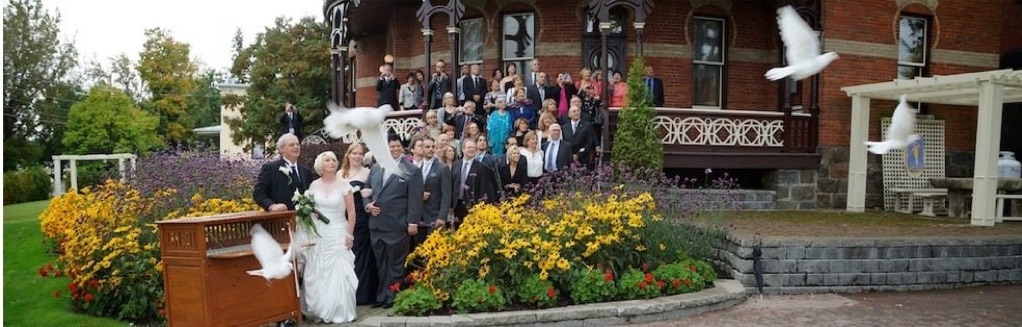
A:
[393,286,442,316]
[3,166,52,204]
[652,261,704,295]
[514,274,559,308]
[611,56,663,173]
[617,268,662,299]
[451,279,505,313]
[569,267,617,304]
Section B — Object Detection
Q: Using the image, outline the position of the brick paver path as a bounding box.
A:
[627,284,1022,327]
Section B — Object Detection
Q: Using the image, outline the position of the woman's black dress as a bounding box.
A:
[350,180,379,305]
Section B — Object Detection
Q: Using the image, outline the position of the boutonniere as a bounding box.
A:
[351,185,362,193]
[279,165,293,185]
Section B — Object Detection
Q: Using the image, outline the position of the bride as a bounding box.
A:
[298,151,358,323]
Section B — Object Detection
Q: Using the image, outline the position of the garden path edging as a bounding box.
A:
[351,279,745,327]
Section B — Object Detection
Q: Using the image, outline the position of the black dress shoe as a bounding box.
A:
[382,302,394,309]
[371,302,384,308]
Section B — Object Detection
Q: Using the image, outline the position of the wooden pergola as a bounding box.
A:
[842,69,1022,226]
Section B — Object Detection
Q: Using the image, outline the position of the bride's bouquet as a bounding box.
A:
[293,190,329,237]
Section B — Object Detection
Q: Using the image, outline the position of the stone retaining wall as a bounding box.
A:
[714,234,1022,294]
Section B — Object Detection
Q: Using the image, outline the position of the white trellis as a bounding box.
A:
[52,153,137,196]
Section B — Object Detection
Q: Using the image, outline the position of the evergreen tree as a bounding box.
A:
[611,56,663,172]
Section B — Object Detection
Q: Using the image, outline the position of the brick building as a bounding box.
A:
[323,0,1022,209]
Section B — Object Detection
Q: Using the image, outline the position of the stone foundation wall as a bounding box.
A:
[764,169,818,210]
[713,235,1022,294]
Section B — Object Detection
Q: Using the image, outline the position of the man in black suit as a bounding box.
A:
[451,138,501,226]
[376,64,400,107]
[562,105,597,169]
[278,103,304,141]
[427,60,451,109]
[253,133,315,211]
[452,100,483,141]
[527,71,555,106]
[542,123,572,173]
[411,136,451,235]
[364,134,424,308]
[644,66,665,107]
[463,64,487,107]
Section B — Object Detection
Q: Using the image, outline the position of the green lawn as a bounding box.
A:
[4,200,126,327]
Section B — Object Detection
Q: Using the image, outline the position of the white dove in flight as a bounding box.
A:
[865,94,921,155]
[246,223,296,280]
[765,6,839,81]
[323,103,399,172]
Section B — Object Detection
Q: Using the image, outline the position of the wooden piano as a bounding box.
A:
[157,211,302,327]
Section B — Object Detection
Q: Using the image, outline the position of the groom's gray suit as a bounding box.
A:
[367,158,423,304]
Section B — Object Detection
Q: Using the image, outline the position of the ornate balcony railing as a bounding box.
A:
[304,107,819,169]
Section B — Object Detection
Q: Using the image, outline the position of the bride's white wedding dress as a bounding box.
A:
[298,180,358,323]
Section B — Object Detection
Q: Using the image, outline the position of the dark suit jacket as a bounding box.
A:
[376,77,400,107]
[542,139,573,171]
[527,84,556,107]
[279,112,304,139]
[562,119,597,162]
[451,158,501,205]
[462,75,487,105]
[368,159,424,242]
[420,159,452,224]
[452,112,483,141]
[253,159,315,210]
[498,158,529,197]
[427,74,451,109]
[646,76,665,107]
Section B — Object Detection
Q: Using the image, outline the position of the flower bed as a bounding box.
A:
[394,186,721,315]
[37,149,262,323]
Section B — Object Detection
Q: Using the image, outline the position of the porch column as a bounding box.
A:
[52,158,62,196]
[69,159,78,192]
[447,26,460,97]
[634,22,645,57]
[846,95,870,212]
[970,81,1004,226]
[422,28,433,82]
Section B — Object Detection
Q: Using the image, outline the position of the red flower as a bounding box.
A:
[488,285,496,294]
[68,282,78,292]
[604,272,614,282]
[689,264,698,272]
[682,278,694,286]
[38,267,48,277]
[546,287,557,298]
[641,262,649,272]
[158,309,166,316]
[656,280,666,289]
[638,281,648,289]
[644,273,654,283]
[83,293,94,302]
[72,293,79,300]
[388,282,401,293]
[45,263,53,271]
[88,279,100,289]
[53,269,63,277]
[671,279,681,288]
[53,290,61,298]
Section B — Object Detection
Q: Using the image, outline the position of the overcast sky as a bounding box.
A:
[44,0,324,73]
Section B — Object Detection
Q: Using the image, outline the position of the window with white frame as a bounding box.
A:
[502,13,535,81]
[460,18,483,65]
[897,15,928,79]
[693,17,725,108]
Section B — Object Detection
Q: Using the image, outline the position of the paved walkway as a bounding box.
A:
[627,284,1022,327]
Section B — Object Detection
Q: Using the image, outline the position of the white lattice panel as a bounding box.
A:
[881,118,946,211]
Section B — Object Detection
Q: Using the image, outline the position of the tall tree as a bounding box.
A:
[137,28,198,145]
[62,85,162,155]
[226,17,331,152]
[3,0,78,170]
[83,53,147,103]
[188,69,224,128]
[229,27,251,83]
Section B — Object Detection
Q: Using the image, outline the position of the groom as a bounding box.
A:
[253,133,315,211]
[365,134,423,308]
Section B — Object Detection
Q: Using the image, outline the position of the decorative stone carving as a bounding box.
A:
[690,0,733,12]
[895,0,938,11]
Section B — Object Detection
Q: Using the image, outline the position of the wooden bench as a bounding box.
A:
[995,194,1022,222]
[890,188,947,216]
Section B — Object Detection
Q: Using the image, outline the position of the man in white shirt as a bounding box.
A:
[542,123,571,173]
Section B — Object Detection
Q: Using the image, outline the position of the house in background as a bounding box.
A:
[322,0,1022,210]
[211,82,263,160]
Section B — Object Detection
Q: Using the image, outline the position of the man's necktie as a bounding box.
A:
[546,142,556,172]
[291,165,302,186]
[461,161,470,199]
